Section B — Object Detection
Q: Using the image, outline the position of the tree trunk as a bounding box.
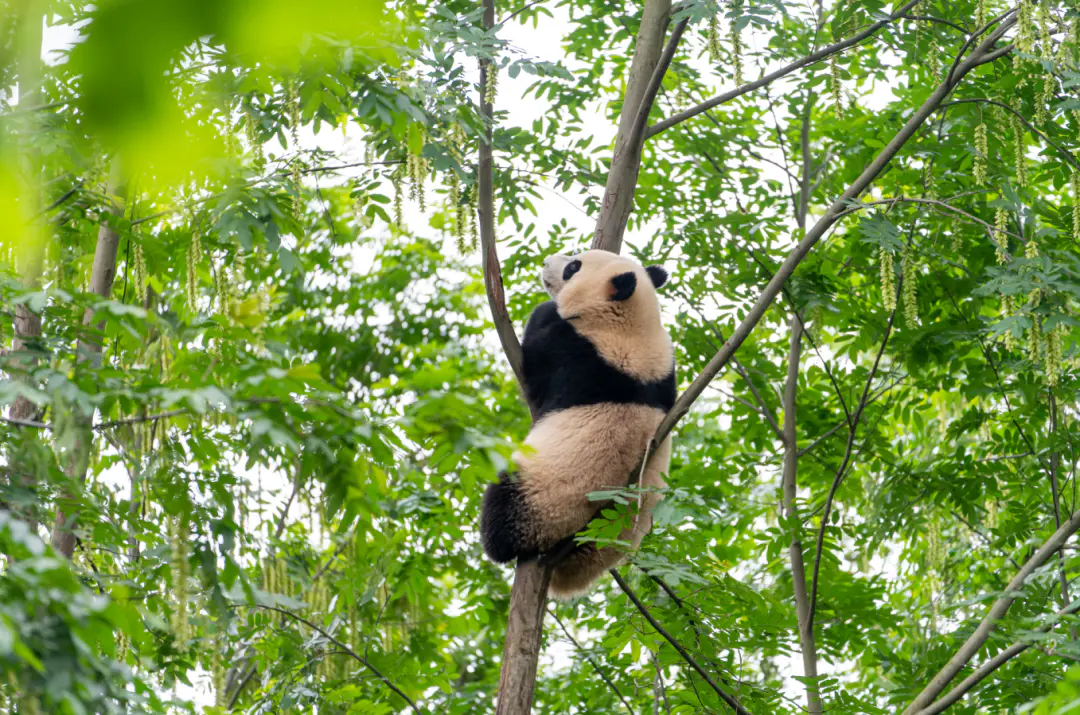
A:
[51,178,124,558]
[494,563,552,715]
[591,0,671,254]
[490,1,677,712]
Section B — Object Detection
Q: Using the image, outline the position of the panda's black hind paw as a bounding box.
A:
[481,473,538,564]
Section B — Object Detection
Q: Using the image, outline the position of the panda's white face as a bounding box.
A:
[541,254,574,298]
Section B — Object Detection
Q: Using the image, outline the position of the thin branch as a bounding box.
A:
[782,314,821,715]
[946,9,1017,84]
[651,38,1001,450]
[647,0,921,137]
[610,569,752,715]
[901,14,969,34]
[807,300,897,631]
[903,512,1080,714]
[497,0,546,27]
[550,609,636,714]
[940,97,1080,173]
[249,605,424,714]
[478,8,530,407]
[834,196,1025,243]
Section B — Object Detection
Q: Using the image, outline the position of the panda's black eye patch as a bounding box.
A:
[563,260,582,281]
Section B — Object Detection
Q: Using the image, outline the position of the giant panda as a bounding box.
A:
[481,249,675,598]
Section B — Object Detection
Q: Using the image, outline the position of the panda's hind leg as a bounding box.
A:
[481,472,540,564]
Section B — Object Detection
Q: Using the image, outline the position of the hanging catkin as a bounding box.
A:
[186,228,202,314]
[880,247,896,312]
[707,13,721,63]
[993,207,1010,263]
[973,123,988,185]
[170,516,190,642]
[902,244,918,325]
[1012,114,1028,187]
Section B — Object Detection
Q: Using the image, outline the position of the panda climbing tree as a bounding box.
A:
[473,1,1071,715]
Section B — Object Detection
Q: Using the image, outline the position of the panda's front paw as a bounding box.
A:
[481,473,538,564]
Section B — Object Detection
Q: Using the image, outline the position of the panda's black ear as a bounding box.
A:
[646,265,668,289]
[610,271,637,301]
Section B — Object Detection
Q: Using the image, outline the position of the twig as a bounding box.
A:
[940,97,1080,173]
[610,569,752,715]
[550,609,636,714]
[782,314,821,714]
[497,0,546,27]
[807,300,897,630]
[647,0,922,137]
[248,604,424,714]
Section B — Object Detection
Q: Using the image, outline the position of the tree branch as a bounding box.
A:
[782,314,820,714]
[647,0,922,137]
[550,609,636,714]
[902,512,1080,714]
[610,569,752,715]
[478,0,529,406]
[807,297,896,631]
[652,39,995,450]
[916,598,1080,715]
[250,604,424,714]
[593,8,686,252]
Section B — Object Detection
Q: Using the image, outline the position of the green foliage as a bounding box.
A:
[6,0,1080,713]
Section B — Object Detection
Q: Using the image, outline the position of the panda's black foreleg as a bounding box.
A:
[481,472,540,564]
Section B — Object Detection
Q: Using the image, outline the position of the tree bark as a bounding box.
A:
[903,508,1080,714]
[51,177,124,558]
[782,315,820,714]
[494,563,552,715]
[491,1,680,711]
[591,0,672,253]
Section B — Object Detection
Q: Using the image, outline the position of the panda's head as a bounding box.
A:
[541,249,668,325]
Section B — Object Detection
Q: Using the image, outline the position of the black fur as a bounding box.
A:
[646,265,668,288]
[610,271,637,301]
[521,301,676,421]
[481,472,540,563]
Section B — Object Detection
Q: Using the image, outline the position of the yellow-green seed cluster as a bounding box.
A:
[407,153,429,212]
[186,229,203,314]
[1012,115,1027,187]
[1016,0,1035,54]
[902,245,918,325]
[1072,172,1080,242]
[973,123,988,185]
[730,20,744,86]
[287,81,301,144]
[707,14,721,63]
[170,516,191,643]
[993,207,1010,264]
[829,55,844,118]
[1046,324,1063,388]
[245,113,265,172]
[484,63,498,106]
[133,242,148,304]
[879,247,896,311]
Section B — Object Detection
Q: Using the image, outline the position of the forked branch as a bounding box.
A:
[902,510,1080,713]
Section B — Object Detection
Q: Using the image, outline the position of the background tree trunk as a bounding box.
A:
[51,176,124,558]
